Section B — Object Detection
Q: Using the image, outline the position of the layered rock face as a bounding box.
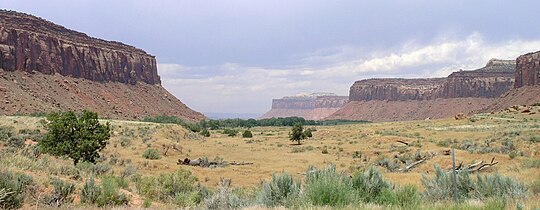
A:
[260,93,348,120]
[349,78,445,101]
[328,59,516,122]
[0,10,204,121]
[349,59,515,102]
[0,10,159,85]
[515,51,540,88]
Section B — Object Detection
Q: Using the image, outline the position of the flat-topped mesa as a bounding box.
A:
[0,10,160,85]
[349,59,515,102]
[261,93,348,120]
[349,78,445,101]
[272,93,349,110]
[515,51,540,88]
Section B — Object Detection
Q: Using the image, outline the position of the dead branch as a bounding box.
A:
[467,160,483,169]
[396,140,410,146]
[450,157,498,173]
[398,158,427,172]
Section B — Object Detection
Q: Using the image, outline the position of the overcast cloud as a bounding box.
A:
[2,1,540,114]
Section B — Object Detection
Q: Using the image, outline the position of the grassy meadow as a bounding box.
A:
[0,105,539,209]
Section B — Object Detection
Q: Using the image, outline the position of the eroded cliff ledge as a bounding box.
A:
[0,10,204,121]
[0,10,159,85]
[515,51,540,88]
[349,59,515,102]
[328,59,516,122]
[260,93,348,120]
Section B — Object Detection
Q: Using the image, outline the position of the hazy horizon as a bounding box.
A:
[2,1,540,114]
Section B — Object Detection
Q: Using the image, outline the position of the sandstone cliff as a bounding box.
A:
[349,59,515,102]
[260,93,348,120]
[515,51,540,88]
[0,10,204,121]
[327,59,516,122]
[0,10,159,85]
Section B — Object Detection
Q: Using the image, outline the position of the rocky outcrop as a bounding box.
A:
[349,59,515,102]
[0,10,204,121]
[260,93,348,120]
[0,10,159,85]
[328,59,516,122]
[437,59,515,98]
[515,51,540,88]
[349,78,445,101]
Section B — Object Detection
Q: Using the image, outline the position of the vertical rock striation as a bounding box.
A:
[0,10,205,121]
[515,51,540,88]
[0,10,159,85]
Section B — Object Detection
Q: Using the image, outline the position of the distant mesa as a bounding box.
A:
[327,57,540,122]
[0,10,205,121]
[260,93,348,120]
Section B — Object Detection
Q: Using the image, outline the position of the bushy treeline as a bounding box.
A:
[143,115,369,132]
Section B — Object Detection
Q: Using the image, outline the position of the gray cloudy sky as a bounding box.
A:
[2,0,540,114]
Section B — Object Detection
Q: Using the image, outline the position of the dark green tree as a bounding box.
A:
[39,110,110,165]
[242,130,253,138]
[289,123,306,145]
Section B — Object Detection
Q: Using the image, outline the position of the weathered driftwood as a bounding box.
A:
[449,157,498,173]
[398,159,426,172]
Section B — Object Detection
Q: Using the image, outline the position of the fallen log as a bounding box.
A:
[398,158,428,172]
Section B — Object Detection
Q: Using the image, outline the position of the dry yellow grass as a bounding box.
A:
[1,106,538,193]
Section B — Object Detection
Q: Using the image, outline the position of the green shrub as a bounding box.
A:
[351,167,390,202]
[222,129,238,137]
[92,163,112,176]
[119,137,131,148]
[0,126,14,142]
[7,136,25,148]
[421,166,526,200]
[0,171,35,209]
[143,198,152,208]
[303,129,313,138]
[472,173,527,199]
[531,175,540,194]
[242,130,253,138]
[523,158,540,168]
[303,165,355,206]
[352,151,362,159]
[375,185,420,208]
[136,169,200,205]
[375,155,401,172]
[509,151,518,159]
[39,110,110,165]
[96,176,129,207]
[43,178,75,207]
[203,178,244,210]
[257,173,300,207]
[120,164,138,178]
[200,129,211,137]
[321,147,328,154]
[142,148,161,160]
[81,176,101,204]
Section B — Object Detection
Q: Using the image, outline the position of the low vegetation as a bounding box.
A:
[0,108,538,209]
